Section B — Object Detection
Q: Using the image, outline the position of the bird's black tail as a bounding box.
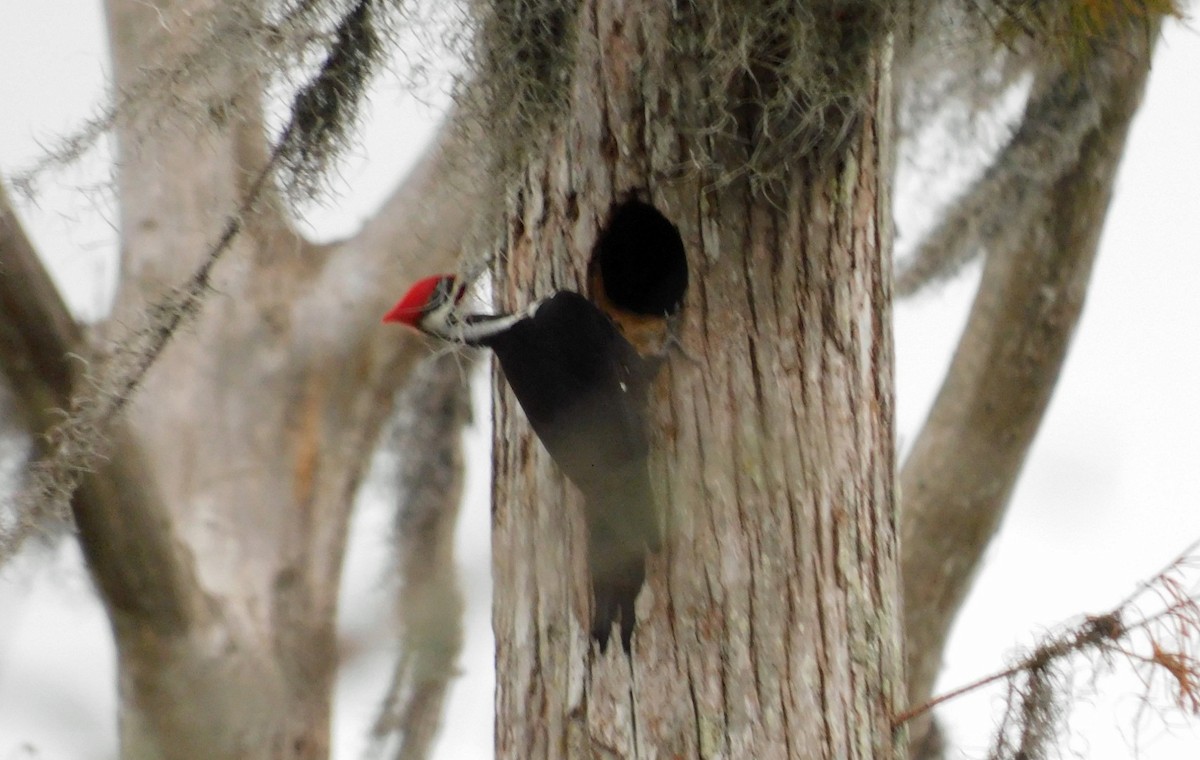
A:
[588,533,652,653]
[589,540,646,653]
[584,464,660,653]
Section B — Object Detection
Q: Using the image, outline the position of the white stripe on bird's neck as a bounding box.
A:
[421,297,543,344]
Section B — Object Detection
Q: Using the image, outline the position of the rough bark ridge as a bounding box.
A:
[489,2,902,757]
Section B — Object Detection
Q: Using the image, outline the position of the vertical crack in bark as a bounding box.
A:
[626,657,641,758]
[687,675,706,758]
[747,542,764,711]
[717,641,733,755]
[811,500,835,755]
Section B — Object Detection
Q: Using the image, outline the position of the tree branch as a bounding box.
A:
[2,1,486,753]
[0,182,207,632]
[272,113,487,626]
[895,62,1104,296]
[369,352,473,760]
[899,25,1159,755]
[0,184,83,423]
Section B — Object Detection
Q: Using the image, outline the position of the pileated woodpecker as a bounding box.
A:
[385,200,688,652]
[383,275,660,652]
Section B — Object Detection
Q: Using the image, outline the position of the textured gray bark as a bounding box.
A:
[488,2,903,757]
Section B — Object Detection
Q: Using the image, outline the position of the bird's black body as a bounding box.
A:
[467,292,659,652]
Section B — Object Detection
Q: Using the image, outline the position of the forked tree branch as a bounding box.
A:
[0,182,207,631]
[264,112,487,657]
[6,0,482,751]
[900,24,1159,755]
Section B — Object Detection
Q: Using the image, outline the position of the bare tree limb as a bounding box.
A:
[369,352,473,760]
[0,183,84,425]
[263,121,484,757]
[5,0,481,752]
[0,182,207,631]
[6,138,285,564]
[0,180,80,551]
[894,64,1104,296]
[12,16,478,613]
[900,23,1159,755]
[286,112,487,539]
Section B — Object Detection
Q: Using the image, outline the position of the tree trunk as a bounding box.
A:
[58,2,479,756]
[490,3,903,757]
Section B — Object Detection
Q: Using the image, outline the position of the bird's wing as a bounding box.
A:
[487,291,650,479]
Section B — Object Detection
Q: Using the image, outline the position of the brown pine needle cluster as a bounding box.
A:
[895,539,1200,758]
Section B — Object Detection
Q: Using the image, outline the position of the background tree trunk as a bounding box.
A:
[897,21,1160,755]
[490,2,903,756]
[1,2,482,756]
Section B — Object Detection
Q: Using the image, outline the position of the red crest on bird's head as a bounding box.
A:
[383,275,460,328]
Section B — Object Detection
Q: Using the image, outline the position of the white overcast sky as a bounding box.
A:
[1,4,1199,759]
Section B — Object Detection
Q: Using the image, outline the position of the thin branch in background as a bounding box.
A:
[9,0,443,200]
[894,61,1103,296]
[894,540,1200,759]
[368,352,474,760]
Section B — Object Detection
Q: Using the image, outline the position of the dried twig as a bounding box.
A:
[895,540,1200,759]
